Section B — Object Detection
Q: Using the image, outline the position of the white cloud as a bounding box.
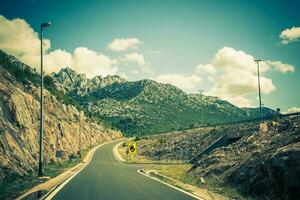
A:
[0,15,118,78]
[107,37,142,52]
[280,26,300,44]
[154,74,201,93]
[0,15,50,67]
[264,60,294,73]
[196,64,217,75]
[122,52,145,65]
[197,47,293,107]
[44,49,72,72]
[286,107,300,113]
[72,47,117,78]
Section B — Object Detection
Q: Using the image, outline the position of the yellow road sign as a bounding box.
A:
[128,142,137,156]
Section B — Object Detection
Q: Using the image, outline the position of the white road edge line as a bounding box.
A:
[112,139,131,163]
[113,140,203,200]
[137,169,203,200]
[44,139,123,200]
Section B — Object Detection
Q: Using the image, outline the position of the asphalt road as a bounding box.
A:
[52,140,196,200]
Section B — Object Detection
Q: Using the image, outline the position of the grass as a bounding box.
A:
[0,174,42,200]
[0,147,91,200]
[149,164,203,188]
[148,169,194,193]
[205,179,253,200]
[151,164,251,200]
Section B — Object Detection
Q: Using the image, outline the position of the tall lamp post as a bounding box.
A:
[79,111,84,159]
[199,89,204,126]
[38,22,51,177]
[254,59,262,119]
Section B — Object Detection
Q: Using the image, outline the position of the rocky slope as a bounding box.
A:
[52,67,126,97]
[135,117,300,199]
[52,68,276,135]
[190,117,300,200]
[0,50,122,182]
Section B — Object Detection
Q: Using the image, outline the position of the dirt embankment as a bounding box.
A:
[136,117,300,199]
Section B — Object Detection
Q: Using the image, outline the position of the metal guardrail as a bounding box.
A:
[196,112,300,129]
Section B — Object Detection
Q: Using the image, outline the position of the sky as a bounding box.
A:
[0,0,299,112]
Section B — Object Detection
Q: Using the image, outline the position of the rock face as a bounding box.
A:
[190,118,300,199]
[135,121,259,162]
[136,127,224,161]
[53,67,277,135]
[52,67,126,96]
[136,117,300,199]
[0,51,122,182]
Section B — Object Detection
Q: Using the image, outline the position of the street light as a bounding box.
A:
[199,89,204,126]
[38,21,51,177]
[254,59,262,119]
[78,111,85,159]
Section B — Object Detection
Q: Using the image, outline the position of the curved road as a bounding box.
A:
[52,141,196,200]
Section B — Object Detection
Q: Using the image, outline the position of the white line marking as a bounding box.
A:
[137,169,203,200]
[113,140,203,199]
[44,139,123,200]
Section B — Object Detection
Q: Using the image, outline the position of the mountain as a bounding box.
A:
[0,50,122,181]
[52,67,126,97]
[52,68,276,136]
[0,49,276,140]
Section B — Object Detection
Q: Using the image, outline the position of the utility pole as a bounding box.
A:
[90,124,92,149]
[38,22,51,177]
[79,111,83,159]
[199,89,204,126]
[254,59,262,119]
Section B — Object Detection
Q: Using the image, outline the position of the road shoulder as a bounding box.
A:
[17,139,124,200]
[113,140,229,200]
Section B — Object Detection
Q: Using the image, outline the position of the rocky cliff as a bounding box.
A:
[0,51,122,182]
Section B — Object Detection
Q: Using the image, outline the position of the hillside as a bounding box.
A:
[0,49,277,138]
[133,116,300,199]
[0,50,122,182]
[52,68,276,135]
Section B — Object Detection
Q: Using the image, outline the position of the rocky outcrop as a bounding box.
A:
[0,64,122,182]
[136,117,300,199]
[135,121,259,162]
[52,67,126,96]
[136,127,224,161]
[190,118,300,199]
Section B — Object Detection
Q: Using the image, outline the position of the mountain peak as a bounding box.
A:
[53,67,127,96]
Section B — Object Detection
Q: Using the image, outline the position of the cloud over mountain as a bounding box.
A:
[154,74,201,93]
[122,52,145,65]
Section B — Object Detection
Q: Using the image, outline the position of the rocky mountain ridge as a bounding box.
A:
[52,67,126,96]
[52,67,276,135]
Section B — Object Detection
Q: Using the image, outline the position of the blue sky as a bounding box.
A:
[1,0,299,111]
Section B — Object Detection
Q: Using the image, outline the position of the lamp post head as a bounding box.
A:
[41,22,51,28]
[254,59,262,62]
